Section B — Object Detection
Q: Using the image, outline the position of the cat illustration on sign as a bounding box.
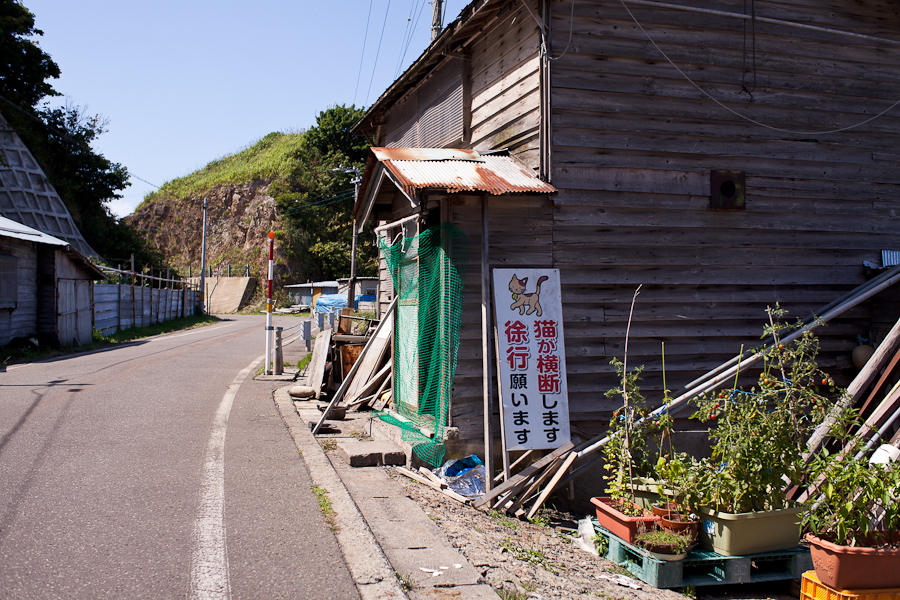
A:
[508,274,549,317]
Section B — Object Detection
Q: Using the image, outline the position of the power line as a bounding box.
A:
[396,0,425,76]
[354,0,375,106]
[130,174,159,189]
[365,0,393,106]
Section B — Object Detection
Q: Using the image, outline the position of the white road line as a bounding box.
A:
[189,355,263,600]
[149,324,233,341]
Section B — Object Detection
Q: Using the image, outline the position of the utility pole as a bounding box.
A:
[431,0,444,41]
[200,197,208,314]
[347,169,361,310]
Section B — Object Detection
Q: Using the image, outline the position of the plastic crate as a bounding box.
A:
[593,520,811,589]
[802,571,900,600]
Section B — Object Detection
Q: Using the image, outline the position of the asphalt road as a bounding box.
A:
[0,315,359,600]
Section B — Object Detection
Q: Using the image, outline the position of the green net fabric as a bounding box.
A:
[376,223,469,466]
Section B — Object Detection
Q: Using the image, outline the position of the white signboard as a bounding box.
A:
[492,268,571,451]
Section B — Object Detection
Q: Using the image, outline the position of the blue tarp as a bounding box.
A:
[315,294,347,313]
[315,294,377,313]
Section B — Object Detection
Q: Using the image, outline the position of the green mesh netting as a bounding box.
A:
[376,223,469,467]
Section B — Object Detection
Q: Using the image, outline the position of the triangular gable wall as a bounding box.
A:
[0,113,99,259]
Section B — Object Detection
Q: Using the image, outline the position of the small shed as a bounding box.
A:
[284,280,340,307]
[0,216,105,347]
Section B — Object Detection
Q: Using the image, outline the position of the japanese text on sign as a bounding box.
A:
[493,269,570,451]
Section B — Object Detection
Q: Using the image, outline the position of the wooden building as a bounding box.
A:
[1,216,105,348]
[353,0,900,460]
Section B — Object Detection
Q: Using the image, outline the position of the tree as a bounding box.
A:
[272,105,377,280]
[0,1,163,271]
[0,0,60,109]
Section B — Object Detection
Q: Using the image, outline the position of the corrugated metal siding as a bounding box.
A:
[384,58,464,149]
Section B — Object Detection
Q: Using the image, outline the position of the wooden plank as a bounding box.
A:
[396,467,471,504]
[418,466,447,488]
[525,450,579,521]
[472,441,575,508]
[346,362,392,408]
[856,348,900,417]
[312,299,397,435]
[344,310,394,401]
[806,315,900,458]
[309,329,332,400]
[507,455,564,516]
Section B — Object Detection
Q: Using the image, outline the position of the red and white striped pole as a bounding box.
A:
[265,231,275,374]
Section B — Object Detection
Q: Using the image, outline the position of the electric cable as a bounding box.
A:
[365,0,393,106]
[354,0,375,106]
[397,0,429,76]
[546,0,576,61]
[618,0,900,136]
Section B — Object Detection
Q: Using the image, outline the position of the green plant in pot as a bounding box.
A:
[592,359,660,544]
[634,528,693,561]
[652,351,702,539]
[690,307,834,555]
[655,452,702,542]
[803,406,900,590]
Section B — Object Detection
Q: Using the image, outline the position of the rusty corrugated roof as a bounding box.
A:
[371,147,557,196]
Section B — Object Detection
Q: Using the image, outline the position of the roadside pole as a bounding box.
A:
[200,198,208,314]
[265,231,275,374]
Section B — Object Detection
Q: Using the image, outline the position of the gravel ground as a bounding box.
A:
[394,469,801,600]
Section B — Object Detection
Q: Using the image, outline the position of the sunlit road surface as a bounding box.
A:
[0,315,359,599]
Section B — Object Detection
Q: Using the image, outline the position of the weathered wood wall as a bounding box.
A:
[56,252,93,346]
[365,0,900,454]
[449,194,556,449]
[377,1,542,165]
[0,238,37,346]
[468,1,542,167]
[542,0,900,432]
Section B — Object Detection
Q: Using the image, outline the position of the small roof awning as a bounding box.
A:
[0,215,69,246]
[354,147,557,229]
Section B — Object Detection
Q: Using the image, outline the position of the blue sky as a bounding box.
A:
[25,0,469,217]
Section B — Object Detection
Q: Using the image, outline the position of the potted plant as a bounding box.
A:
[593,359,660,544]
[633,528,693,561]
[803,406,900,589]
[652,353,702,541]
[689,307,834,555]
[654,452,702,543]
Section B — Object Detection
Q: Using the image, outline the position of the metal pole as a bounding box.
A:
[302,320,311,352]
[200,198,208,314]
[265,231,275,374]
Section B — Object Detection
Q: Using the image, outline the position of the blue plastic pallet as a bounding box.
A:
[592,520,812,589]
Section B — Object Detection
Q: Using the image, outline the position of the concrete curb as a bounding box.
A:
[273,386,408,600]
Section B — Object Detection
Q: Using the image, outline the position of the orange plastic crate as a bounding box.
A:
[802,571,900,600]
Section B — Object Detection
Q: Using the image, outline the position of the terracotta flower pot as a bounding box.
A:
[806,532,900,590]
[651,502,679,518]
[591,496,660,545]
[661,513,700,544]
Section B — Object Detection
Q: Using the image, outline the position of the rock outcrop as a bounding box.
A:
[124,181,301,292]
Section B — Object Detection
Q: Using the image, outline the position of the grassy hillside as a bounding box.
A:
[131,105,375,282]
[140,131,306,205]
